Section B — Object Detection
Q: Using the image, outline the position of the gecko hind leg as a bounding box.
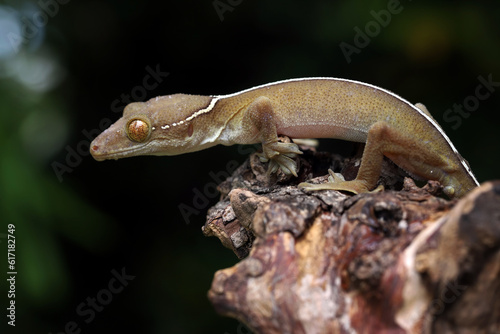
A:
[298,169,384,194]
[298,121,397,195]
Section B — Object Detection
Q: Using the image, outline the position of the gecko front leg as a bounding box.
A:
[243,96,303,176]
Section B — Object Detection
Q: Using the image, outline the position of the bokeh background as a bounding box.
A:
[1,0,499,333]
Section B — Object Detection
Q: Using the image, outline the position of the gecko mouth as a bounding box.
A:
[90,141,154,161]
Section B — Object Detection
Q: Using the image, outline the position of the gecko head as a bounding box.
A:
[90,94,215,161]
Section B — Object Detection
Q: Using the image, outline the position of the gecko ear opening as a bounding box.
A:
[126,117,151,142]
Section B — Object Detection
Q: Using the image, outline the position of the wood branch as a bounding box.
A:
[202,144,500,334]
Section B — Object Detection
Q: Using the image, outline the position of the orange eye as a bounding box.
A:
[126,118,150,142]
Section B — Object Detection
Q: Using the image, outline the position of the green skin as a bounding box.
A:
[90,77,479,198]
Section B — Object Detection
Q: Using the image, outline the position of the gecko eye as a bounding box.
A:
[126,118,151,142]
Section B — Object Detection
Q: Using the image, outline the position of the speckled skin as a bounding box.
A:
[90,78,478,198]
[218,79,438,143]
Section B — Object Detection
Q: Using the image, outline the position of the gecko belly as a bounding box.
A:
[278,123,368,143]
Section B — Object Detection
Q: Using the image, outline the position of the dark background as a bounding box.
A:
[1,0,499,333]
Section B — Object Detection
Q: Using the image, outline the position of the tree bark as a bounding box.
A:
[202,144,500,334]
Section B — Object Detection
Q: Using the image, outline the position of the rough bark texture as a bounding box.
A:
[202,144,500,334]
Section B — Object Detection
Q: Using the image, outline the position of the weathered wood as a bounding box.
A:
[202,144,500,334]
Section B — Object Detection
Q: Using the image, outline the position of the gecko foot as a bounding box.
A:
[259,141,303,177]
[298,169,384,194]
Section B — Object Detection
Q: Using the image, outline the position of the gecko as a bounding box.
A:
[90,77,479,198]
